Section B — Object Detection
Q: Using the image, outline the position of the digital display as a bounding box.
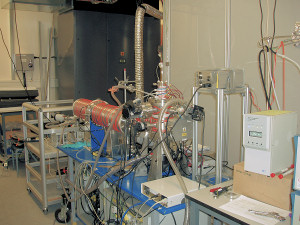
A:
[249,131,262,138]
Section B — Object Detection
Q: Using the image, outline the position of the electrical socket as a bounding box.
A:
[15,54,34,71]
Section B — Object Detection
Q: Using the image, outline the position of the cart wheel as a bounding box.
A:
[43,208,48,215]
[55,208,70,224]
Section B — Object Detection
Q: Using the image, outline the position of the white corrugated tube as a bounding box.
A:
[157,99,190,225]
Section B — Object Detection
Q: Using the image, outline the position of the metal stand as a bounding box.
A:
[192,86,249,184]
[22,100,75,212]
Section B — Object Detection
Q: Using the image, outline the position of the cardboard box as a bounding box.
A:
[233,161,293,210]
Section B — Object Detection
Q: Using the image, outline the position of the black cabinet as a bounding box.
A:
[56,9,160,104]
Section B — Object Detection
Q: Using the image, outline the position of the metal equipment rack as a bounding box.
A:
[22,100,76,213]
[192,85,249,184]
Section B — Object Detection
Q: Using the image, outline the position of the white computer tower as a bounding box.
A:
[243,110,297,176]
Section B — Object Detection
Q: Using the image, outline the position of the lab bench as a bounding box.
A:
[186,180,291,225]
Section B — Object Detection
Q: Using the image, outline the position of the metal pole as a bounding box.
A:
[38,108,48,211]
[216,89,224,184]
[225,0,231,68]
[224,95,230,162]
[38,21,46,101]
[69,157,76,222]
[241,86,249,161]
[22,106,30,183]
[163,0,171,84]
[2,114,6,158]
[192,87,199,181]
[124,69,127,103]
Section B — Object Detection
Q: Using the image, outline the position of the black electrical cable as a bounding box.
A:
[180,150,191,176]
[116,184,120,223]
[107,131,158,188]
[81,89,203,219]
[13,3,24,76]
[205,166,215,175]
[113,86,202,184]
[268,0,277,108]
[159,215,167,224]
[116,158,128,223]
[78,169,97,220]
[171,212,177,225]
[0,28,33,103]
[258,48,272,110]
[80,196,93,216]
[0,6,57,124]
[107,184,116,225]
[202,155,216,161]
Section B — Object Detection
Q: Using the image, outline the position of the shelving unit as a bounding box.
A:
[22,100,77,213]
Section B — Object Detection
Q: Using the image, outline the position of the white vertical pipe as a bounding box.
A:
[224,95,229,162]
[163,0,171,84]
[38,21,45,101]
[241,86,250,161]
[192,87,199,181]
[216,89,224,184]
[224,0,231,176]
[225,0,231,68]
[46,27,51,102]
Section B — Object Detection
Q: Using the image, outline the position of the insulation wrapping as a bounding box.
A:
[90,100,122,133]
[73,98,122,132]
[73,98,93,120]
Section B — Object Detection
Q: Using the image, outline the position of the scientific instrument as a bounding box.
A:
[243,110,297,176]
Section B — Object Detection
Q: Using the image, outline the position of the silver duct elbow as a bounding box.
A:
[142,4,163,20]
[135,4,163,101]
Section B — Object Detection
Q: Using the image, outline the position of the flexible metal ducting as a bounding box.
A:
[135,4,163,100]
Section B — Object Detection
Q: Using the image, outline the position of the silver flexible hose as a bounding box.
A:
[135,6,146,100]
[135,4,163,100]
[142,3,163,20]
[157,99,190,225]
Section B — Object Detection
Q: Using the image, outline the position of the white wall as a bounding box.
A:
[169,0,300,166]
[0,8,11,81]
[0,6,55,99]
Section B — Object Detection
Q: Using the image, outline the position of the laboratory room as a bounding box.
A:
[0,0,300,224]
